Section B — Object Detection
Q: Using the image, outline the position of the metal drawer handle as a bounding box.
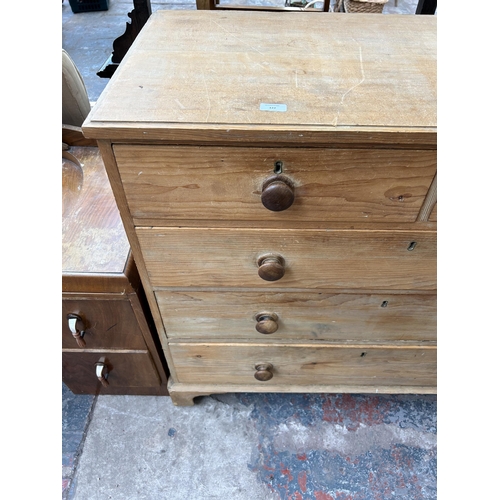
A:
[67,313,86,348]
[95,357,110,387]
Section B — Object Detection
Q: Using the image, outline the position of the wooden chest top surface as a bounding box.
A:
[83,11,436,141]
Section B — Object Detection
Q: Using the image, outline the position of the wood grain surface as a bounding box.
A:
[155,290,436,342]
[81,11,437,399]
[137,227,437,290]
[62,351,161,394]
[62,297,147,349]
[169,343,437,387]
[114,145,436,223]
[83,11,436,140]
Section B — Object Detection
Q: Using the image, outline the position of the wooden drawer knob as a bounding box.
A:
[254,363,274,381]
[261,175,295,212]
[257,254,285,281]
[255,312,279,334]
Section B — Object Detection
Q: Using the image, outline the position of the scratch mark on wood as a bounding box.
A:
[201,70,212,122]
[333,44,366,127]
[174,99,186,109]
[211,19,265,56]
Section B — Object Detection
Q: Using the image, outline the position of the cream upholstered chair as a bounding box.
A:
[62,49,96,147]
[62,49,91,128]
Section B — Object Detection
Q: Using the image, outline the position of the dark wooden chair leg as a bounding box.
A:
[97,0,152,79]
[416,0,437,15]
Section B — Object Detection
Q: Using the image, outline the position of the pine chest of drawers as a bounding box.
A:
[83,11,437,406]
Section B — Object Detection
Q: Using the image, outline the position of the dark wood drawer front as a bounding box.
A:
[138,227,436,291]
[62,351,160,394]
[169,343,437,388]
[114,145,436,224]
[156,291,436,342]
[62,297,147,350]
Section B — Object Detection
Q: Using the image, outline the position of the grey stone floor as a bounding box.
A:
[64,388,437,499]
[62,2,438,499]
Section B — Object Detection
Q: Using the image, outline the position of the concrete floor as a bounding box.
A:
[62,2,437,499]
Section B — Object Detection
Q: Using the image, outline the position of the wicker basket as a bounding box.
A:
[343,0,387,13]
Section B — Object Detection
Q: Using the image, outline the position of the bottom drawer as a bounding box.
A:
[169,343,436,388]
[62,351,161,395]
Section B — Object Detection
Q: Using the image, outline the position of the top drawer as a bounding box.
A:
[113,146,436,224]
[62,297,147,350]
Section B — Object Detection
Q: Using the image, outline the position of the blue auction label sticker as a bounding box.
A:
[260,103,287,112]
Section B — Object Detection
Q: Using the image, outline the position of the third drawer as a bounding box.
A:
[156,290,436,343]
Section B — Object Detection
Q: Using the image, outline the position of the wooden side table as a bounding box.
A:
[62,145,169,395]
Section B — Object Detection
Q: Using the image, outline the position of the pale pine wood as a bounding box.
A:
[168,343,436,387]
[87,127,436,148]
[83,11,436,142]
[114,145,436,224]
[429,204,437,222]
[417,172,437,222]
[134,219,437,231]
[83,12,437,402]
[137,227,436,290]
[166,379,217,406]
[156,290,436,342]
[167,380,437,405]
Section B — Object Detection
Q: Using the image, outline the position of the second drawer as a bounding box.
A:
[138,227,436,290]
[157,290,436,342]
